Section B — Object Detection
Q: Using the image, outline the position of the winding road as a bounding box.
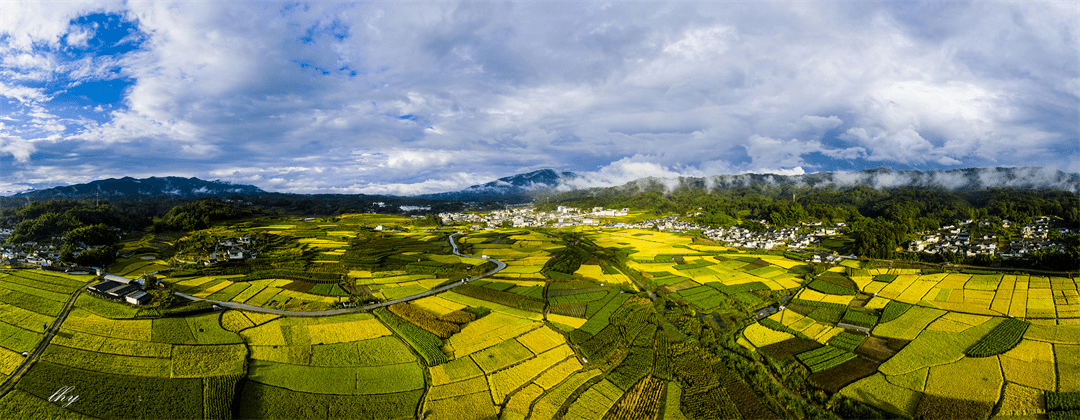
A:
[173,233,507,316]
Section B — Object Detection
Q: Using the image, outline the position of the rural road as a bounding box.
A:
[174,233,507,316]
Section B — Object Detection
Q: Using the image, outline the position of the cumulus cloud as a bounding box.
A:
[0,1,1076,194]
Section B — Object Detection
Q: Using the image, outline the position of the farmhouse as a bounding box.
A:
[88,274,151,305]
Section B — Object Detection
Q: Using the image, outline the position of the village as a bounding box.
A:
[1,207,1074,271]
[438,207,1077,262]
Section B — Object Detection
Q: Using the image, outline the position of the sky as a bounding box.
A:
[1,1,1078,196]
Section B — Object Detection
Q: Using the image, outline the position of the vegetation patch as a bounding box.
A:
[235,382,422,420]
[373,307,447,365]
[965,317,1029,357]
[796,346,857,373]
[915,394,995,420]
[758,337,821,361]
[17,361,202,420]
[878,300,912,324]
[807,356,880,393]
[387,303,461,339]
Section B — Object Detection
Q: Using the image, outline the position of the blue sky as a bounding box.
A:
[1,1,1077,195]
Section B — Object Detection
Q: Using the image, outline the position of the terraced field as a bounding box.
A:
[1,220,1073,419]
[740,257,1080,419]
[162,214,493,310]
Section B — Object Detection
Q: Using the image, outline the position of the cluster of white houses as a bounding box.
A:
[441,207,1077,262]
[87,274,151,305]
[439,208,840,252]
[906,217,1074,259]
[204,236,259,265]
[439,206,630,229]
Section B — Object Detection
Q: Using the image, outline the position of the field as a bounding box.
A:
[163,214,494,310]
[4,218,1077,419]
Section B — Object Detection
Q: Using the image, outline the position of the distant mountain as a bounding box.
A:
[12,176,265,201]
[419,169,577,201]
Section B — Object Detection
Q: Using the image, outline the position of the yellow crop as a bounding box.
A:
[502,383,544,419]
[533,357,583,390]
[742,323,793,348]
[997,382,1046,416]
[0,347,23,375]
[839,373,920,418]
[425,375,490,401]
[221,310,255,332]
[422,390,497,420]
[885,367,927,392]
[925,356,1003,403]
[1001,339,1055,390]
[489,345,574,404]
[515,326,566,354]
[547,314,586,330]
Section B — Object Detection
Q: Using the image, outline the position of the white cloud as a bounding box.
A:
[0,134,35,162]
[0,1,1076,194]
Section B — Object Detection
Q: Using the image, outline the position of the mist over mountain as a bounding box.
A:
[591,167,1080,195]
[11,177,265,201]
[418,169,577,201]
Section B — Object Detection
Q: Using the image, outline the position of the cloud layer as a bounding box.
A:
[1,1,1077,195]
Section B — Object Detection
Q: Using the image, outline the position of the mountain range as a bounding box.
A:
[417,169,577,201]
[5,167,1078,203]
[11,176,265,201]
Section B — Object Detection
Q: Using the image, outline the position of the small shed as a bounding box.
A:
[125,291,151,305]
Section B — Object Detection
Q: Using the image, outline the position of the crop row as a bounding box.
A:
[608,345,655,390]
[0,289,64,317]
[235,382,422,419]
[387,303,460,339]
[453,284,545,312]
[878,301,912,324]
[549,290,609,305]
[17,360,202,419]
[916,394,995,420]
[1048,391,1080,411]
[828,332,867,352]
[680,386,742,420]
[7,270,87,292]
[788,299,847,310]
[578,293,632,336]
[372,307,447,365]
[965,318,1029,357]
[840,310,879,329]
[438,309,476,324]
[796,346,857,373]
[807,279,857,295]
[203,373,243,420]
[758,319,810,341]
[2,272,78,295]
[549,302,588,318]
[607,376,665,420]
